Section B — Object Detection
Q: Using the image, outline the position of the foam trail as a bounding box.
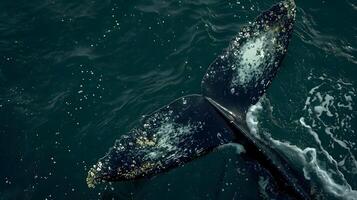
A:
[272,140,357,200]
[303,75,357,174]
[246,101,263,138]
[299,117,350,178]
[246,99,357,200]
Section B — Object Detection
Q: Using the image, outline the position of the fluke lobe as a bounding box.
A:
[87,0,312,199]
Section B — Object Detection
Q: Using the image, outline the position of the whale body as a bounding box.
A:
[87,1,313,199]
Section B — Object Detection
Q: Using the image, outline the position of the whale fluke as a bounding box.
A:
[87,0,310,199]
[87,95,237,187]
[202,0,296,117]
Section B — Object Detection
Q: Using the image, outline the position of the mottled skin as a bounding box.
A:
[202,0,296,117]
[87,95,236,187]
[87,0,314,199]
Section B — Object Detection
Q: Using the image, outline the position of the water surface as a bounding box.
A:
[0,0,356,199]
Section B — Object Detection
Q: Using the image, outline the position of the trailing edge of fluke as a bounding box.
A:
[86,0,314,199]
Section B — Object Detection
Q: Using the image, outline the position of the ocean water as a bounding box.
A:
[0,0,356,199]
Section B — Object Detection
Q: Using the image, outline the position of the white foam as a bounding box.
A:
[299,117,322,145]
[299,118,353,186]
[312,94,334,117]
[246,97,357,199]
[272,139,357,200]
[246,101,263,138]
[325,127,348,149]
[302,75,357,173]
[337,94,353,111]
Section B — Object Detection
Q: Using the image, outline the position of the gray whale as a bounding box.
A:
[87,0,313,199]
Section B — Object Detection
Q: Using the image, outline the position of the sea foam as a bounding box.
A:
[246,96,357,199]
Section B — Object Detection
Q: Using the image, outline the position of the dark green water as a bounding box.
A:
[0,0,356,199]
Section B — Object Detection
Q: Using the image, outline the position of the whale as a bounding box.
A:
[87,0,313,199]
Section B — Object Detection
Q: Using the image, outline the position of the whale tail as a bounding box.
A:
[87,94,237,187]
[87,0,300,195]
[202,0,296,118]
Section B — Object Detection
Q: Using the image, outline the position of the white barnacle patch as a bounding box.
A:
[155,122,192,153]
[143,120,204,162]
[230,31,278,92]
[240,35,266,71]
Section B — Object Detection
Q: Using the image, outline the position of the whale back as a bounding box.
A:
[202,0,296,117]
